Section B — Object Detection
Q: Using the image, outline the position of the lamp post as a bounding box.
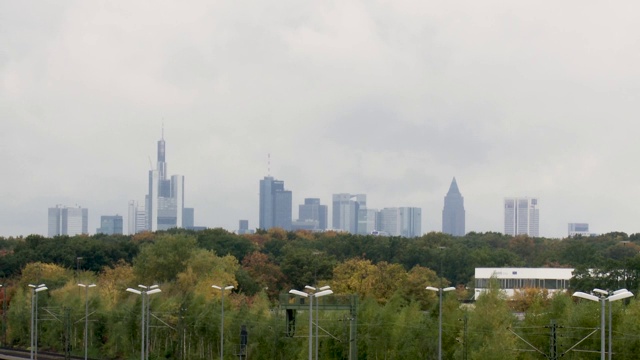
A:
[212,285,234,360]
[426,285,455,360]
[78,283,96,360]
[29,283,47,360]
[304,285,331,360]
[290,287,333,360]
[608,289,632,360]
[573,288,633,360]
[127,285,161,360]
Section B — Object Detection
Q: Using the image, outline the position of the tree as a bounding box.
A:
[465,279,518,360]
[241,252,287,299]
[134,234,198,283]
[196,228,257,262]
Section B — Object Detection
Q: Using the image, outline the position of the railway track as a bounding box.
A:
[0,348,90,360]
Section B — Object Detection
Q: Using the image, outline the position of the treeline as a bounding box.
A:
[1,229,640,359]
[2,229,640,290]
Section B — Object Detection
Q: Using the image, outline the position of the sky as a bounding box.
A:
[2,1,640,239]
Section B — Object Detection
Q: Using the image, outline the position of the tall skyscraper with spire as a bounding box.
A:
[442,177,465,236]
[137,130,192,232]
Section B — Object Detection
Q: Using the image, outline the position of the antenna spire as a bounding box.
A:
[267,153,271,176]
[161,122,164,140]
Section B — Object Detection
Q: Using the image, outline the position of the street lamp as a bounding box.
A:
[29,283,47,360]
[289,287,333,360]
[426,285,455,360]
[608,289,633,360]
[127,285,161,360]
[305,285,331,360]
[573,288,633,360]
[212,285,234,360]
[78,283,96,360]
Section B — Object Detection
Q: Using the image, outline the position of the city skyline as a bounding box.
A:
[4,2,640,238]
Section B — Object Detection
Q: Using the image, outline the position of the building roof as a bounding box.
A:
[475,267,574,280]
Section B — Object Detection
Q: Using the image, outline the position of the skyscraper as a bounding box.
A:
[378,207,422,237]
[442,177,465,236]
[332,194,366,233]
[238,220,251,234]
[144,133,188,231]
[48,205,88,236]
[504,197,539,237]
[296,198,328,230]
[96,215,123,235]
[127,200,147,234]
[399,207,422,237]
[259,176,292,230]
[358,208,378,235]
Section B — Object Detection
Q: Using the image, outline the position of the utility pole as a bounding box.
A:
[547,320,558,360]
[64,307,71,360]
[1,283,6,348]
[461,312,468,360]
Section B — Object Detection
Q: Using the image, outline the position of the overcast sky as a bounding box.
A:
[2,1,640,238]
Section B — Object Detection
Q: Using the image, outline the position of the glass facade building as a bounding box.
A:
[442,177,465,236]
[504,197,539,237]
[259,176,292,230]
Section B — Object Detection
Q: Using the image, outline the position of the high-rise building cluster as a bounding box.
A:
[45,135,552,238]
[257,184,422,237]
[128,133,195,234]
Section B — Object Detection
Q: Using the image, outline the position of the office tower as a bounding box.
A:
[48,205,88,236]
[504,197,539,237]
[183,208,194,229]
[238,220,250,234]
[96,215,124,235]
[378,208,399,235]
[332,194,366,233]
[378,207,422,237]
[358,208,378,235]
[442,177,465,236]
[399,207,422,237]
[144,133,189,231]
[296,198,328,230]
[128,200,147,234]
[259,176,292,230]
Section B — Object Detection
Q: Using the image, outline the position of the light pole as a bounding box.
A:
[573,288,633,360]
[290,287,334,360]
[29,283,47,360]
[304,285,330,360]
[212,285,234,360]
[426,285,455,360]
[127,285,161,360]
[78,283,96,360]
[608,289,632,360]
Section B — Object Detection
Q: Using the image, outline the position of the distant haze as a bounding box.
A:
[2,1,640,238]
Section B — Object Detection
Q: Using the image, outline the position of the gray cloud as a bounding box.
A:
[2,1,640,237]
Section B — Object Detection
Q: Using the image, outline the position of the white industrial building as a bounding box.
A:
[474,267,574,300]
